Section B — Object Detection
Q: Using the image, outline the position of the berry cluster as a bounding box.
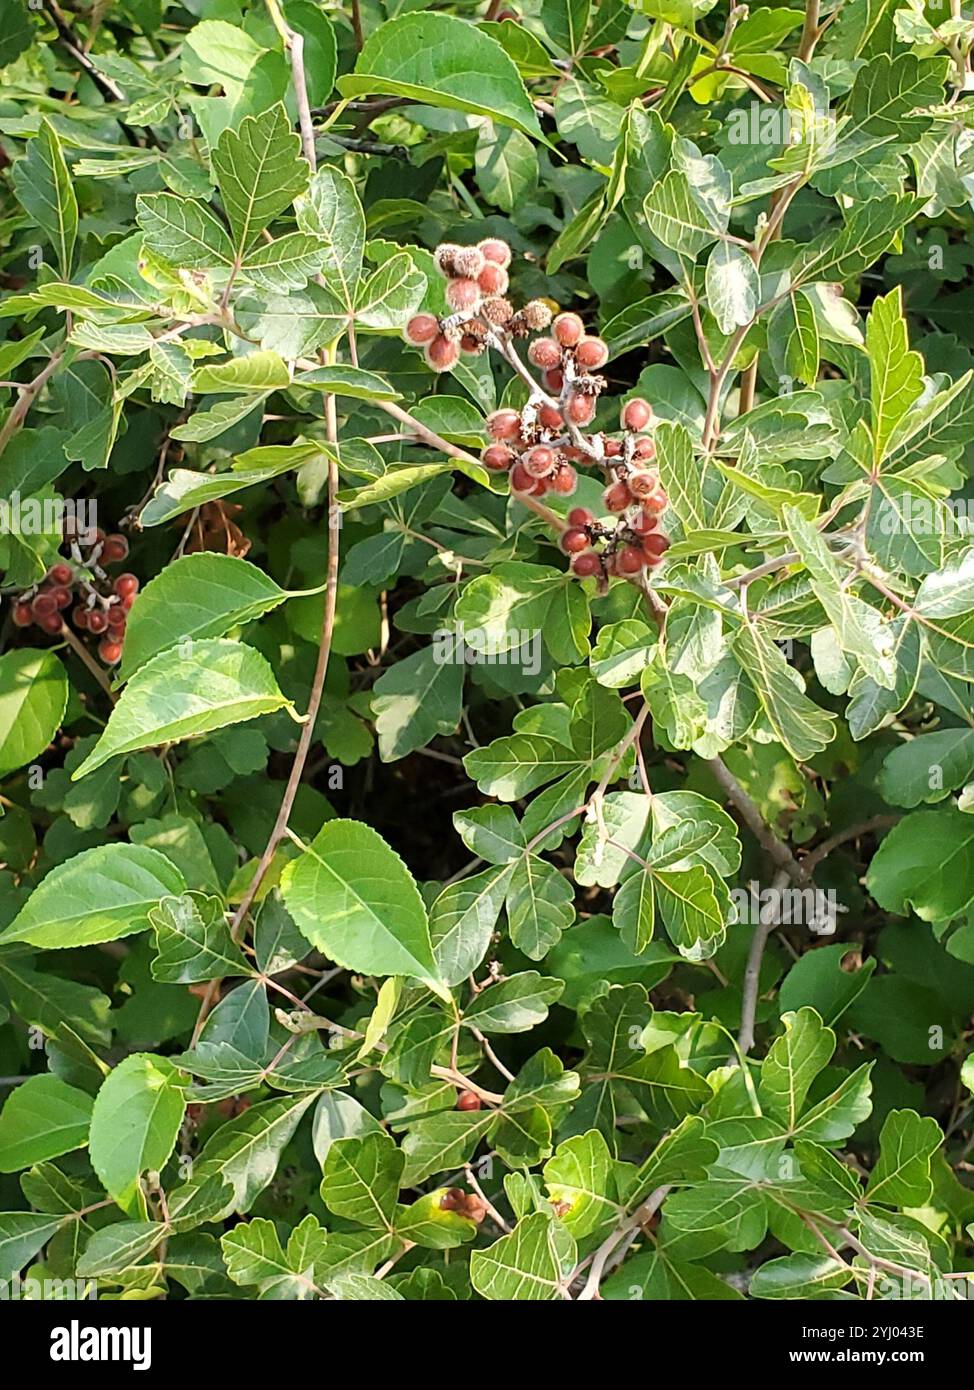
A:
[11,527,139,666]
[403,242,671,586]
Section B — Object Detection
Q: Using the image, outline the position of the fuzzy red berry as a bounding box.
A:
[487,409,521,441]
[543,371,564,396]
[552,312,584,348]
[456,1090,482,1112]
[567,506,594,528]
[478,262,508,296]
[561,527,590,554]
[482,444,513,471]
[101,534,130,563]
[12,600,33,627]
[603,481,631,512]
[50,586,72,610]
[538,403,563,431]
[634,437,656,461]
[453,246,486,279]
[617,545,647,575]
[628,470,660,500]
[107,604,127,630]
[114,574,140,597]
[478,237,511,268]
[572,551,601,578]
[622,398,652,432]
[121,593,137,612]
[603,438,623,457]
[575,336,609,370]
[49,562,74,586]
[548,463,577,495]
[86,608,109,634]
[567,393,596,425]
[523,445,556,478]
[641,487,668,515]
[509,461,538,494]
[39,611,63,635]
[528,337,562,370]
[405,313,440,346]
[630,509,659,536]
[31,592,57,619]
[426,335,459,372]
[72,605,89,629]
[445,277,481,313]
[642,532,671,561]
[98,639,123,665]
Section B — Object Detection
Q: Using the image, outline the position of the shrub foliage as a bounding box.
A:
[0,0,973,1303]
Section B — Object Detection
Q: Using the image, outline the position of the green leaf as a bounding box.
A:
[0,1213,64,1282]
[0,1075,93,1172]
[0,648,68,780]
[89,1053,187,1216]
[470,1211,576,1300]
[339,14,544,141]
[758,1008,835,1130]
[212,104,309,256]
[12,118,78,276]
[543,1130,614,1237]
[865,1109,942,1207]
[119,553,289,680]
[729,623,836,762]
[372,645,463,762]
[0,843,186,949]
[149,892,249,983]
[280,818,445,996]
[866,809,974,922]
[705,242,758,335]
[221,1214,328,1297]
[295,166,364,312]
[463,972,564,1034]
[136,192,234,269]
[866,287,924,465]
[73,639,293,778]
[321,1133,403,1230]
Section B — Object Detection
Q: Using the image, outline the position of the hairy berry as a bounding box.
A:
[31,592,57,618]
[478,237,511,268]
[538,403,563,431]
[114,574,140,597]
[622,397,652,432]
[634,437,657,461]
[543,367,564,392]
[445,277,481,313]
[98,639,123,665]
[561,527,590,554]
[603,481,631,512]
[567,506,594,528]
[628,470,660,500]
[87,609,109,634]
[107,604,127,630]
[567,393,596,425]
[603,438,623,457]
[527,338,562,371]
[456,1090,482,1111]
[72,605,89,629]
[642,532,671,561]
[426,334,460,372]
[571,551,601,578]
[405,313,440,346]
[478,262,508,296]
[482,444,513,471]
[552,312,584,347]
[575,336,609,370]
[523,445,556,478]
[50,586,72,609]
[617,544,646,575]
[49,562,74,586]
[453,246,485,279]
[641,487,668,515]
[12,600,33,627]
[39,611,63,635]
[509,461,540,494]
[487,409,521,441]
[630,509,659,536]
[548,463,577,495]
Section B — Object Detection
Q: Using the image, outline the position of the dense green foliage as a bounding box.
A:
[1,0,974,1304]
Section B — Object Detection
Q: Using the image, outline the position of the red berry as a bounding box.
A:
[603,438,623,457]
[39,612,63,635]
[456,1090,482,1112]
[445,277,481,313]
[628,470,660,500]
[101,534,130,563]
[460,334,480,354]
[561,527,590,554]
[487,409,521,441]
[478,238,511,268]
[523,445,555,478]
[121,593,137,612]
[482,444,513,471]
[622,398,652,432]
[107,604,127,630]
[72,605,89,629]
[567,507,594,528]
[405,313,440,346]
[575,336,609,370]
[552,312,584,347]
[426,335,459,372]
[543,368,564,392]
[571,551,601,578]
[528,337,562,370]
[114,574,140,597]
[630,509,659,537]
[98,639,123,665]
[49,562,74,586]
[634,437,656,461]
[87,609,108,634]
[642,532,671,561]
[617,545,647,575]
[31,592,57,618]
[509,461,537,494]
[12,601,33,627]
[603,481,631,512]
[567,393,596,425]
[50,586,72,609]
[538,403,563,431]
[548,463,577,495]
[478,262,508,296]
[641,487,668,515]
